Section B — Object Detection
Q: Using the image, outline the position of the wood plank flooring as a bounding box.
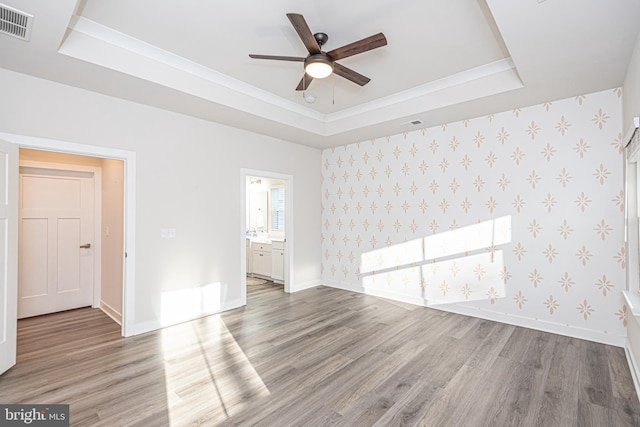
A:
[1,283,639,426]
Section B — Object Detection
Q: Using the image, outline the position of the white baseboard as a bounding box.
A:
[625,339,640,400]
[325,280,425,306]
[430,302,625,347]
[322,280,626,347]
[290,279,321,293]
[132,297,244,336]
[100,300,122,325]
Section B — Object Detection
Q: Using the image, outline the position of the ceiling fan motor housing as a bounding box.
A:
[314,32,328,47]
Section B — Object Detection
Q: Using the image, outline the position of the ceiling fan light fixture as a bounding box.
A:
[249,13,387,90]
[305,54,333,79]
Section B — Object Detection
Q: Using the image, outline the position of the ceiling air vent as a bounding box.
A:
[402,119,423,126]
[0,3,33,41]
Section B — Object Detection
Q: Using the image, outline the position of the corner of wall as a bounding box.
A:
[290,279,322,293]
[132,297,245,336]
[321,87,626,346]
[100,300,122,325]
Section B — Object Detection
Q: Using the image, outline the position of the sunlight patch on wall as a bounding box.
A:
[361,238,423,273]
[360,216,511,305]
[160,282,225,327]
[423,216,511,260]
[422,251,505,305]
[363,265,423,299]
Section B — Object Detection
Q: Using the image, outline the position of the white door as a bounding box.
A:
[18,168,94,318]
[0,140,18,375]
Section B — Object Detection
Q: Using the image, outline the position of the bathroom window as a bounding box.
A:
[271,186,285,232]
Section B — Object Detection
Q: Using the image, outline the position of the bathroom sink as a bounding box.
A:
[251,236,271,244]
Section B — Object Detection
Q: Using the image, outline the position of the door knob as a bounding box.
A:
[80,243,91,249]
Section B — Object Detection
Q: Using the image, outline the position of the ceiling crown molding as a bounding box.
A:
[60,16,523,138]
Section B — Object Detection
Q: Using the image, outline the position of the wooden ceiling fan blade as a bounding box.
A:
[333,63,371,86]
[287,13,321,55]
[295,74,314,91]
[249,54,306,62]
[327,33,387,61]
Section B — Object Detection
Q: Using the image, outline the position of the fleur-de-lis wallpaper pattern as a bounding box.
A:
[321,88,626,344]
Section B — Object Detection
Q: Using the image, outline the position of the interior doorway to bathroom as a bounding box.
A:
[240,169,293,304]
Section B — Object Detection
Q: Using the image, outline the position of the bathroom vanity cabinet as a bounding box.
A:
[252,242,272,278]
[271,240,284,284]
[247,239,285,283]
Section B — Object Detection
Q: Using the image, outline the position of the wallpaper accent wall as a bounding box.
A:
[321,88,626,345]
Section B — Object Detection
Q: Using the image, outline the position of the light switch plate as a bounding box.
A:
[161,228,177,238]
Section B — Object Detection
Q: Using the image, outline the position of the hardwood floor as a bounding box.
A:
[1,283,639,426]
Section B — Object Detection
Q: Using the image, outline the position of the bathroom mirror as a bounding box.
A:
[249,190,268,232]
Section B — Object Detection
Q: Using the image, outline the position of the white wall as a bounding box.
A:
[101,158,124,323]
[0,68,322,333]
[322,88,626,346]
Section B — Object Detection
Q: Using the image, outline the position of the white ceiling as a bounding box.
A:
[0,0,639,149]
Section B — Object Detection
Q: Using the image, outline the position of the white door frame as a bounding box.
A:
[240,168,293,304]
[0,132,136,337]
[0,138,18,375]
[19,161,103,312]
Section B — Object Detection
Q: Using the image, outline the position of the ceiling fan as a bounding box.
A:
[249,13,387,91]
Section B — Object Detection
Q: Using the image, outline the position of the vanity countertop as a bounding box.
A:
[252,238,271,244]
[249,236,284,244]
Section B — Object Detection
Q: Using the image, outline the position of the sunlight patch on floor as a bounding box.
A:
[160,314,270,424]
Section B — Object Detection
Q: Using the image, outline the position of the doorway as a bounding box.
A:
[17,149,125,328]
[0,133,136,376]
[0,132,137,338]
[17,148,126,327]
[240,169,293,305]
